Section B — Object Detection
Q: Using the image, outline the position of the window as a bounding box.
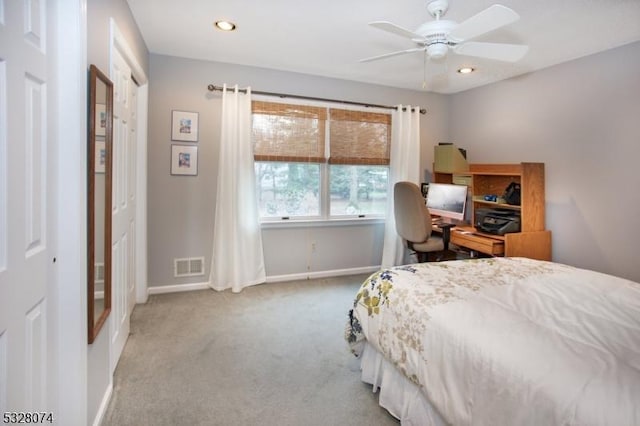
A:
[328,109,391,217]
[252,100,391,220]
[253,101,325,218]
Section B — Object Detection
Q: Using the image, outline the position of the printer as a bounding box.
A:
[475,208,521,235]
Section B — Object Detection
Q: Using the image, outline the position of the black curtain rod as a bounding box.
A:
[207,84,427,115]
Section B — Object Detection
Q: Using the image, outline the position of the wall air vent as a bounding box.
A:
[174,257,205,278]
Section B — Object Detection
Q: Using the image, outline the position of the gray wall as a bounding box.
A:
[449,41,640,283]
[147,54,450,287]
[88,0,149,75]
[86,0,149,424]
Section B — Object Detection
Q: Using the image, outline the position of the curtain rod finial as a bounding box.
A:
[207,84,215,91]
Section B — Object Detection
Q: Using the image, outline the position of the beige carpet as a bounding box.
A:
[102,275,400,426]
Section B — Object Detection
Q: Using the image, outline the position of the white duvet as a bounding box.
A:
[346,257,640,426]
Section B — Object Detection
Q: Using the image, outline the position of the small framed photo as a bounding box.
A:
[171,145,198,176]
[171,110,199,142]
[95,140,106,174]
[95,103,107,136]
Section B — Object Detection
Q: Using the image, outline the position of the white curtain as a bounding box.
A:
[381,105,421,267]
[209,84,266,292]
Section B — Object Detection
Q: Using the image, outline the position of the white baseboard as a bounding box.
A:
[147,266,380,296]
[147,281,210,295]
[92,381,113,426]
[265,266,380,283]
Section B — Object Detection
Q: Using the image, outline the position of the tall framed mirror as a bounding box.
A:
[88,64,113,344]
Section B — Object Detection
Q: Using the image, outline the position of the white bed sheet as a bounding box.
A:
[347,258,640,426]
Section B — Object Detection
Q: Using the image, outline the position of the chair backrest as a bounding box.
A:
[394,181,432,244]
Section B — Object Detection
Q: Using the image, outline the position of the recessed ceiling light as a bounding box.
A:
[457,67,475,74]
[214,20,236,31]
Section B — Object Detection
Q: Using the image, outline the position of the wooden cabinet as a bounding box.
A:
[435,163,552,260]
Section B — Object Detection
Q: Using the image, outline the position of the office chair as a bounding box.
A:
[394,181,445,262]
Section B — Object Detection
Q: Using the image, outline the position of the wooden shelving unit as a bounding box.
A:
[434,162,552,260]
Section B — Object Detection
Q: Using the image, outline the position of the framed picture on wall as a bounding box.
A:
[95,140,106,174]
[171,144,198,176]
[95,103,107,136]
[171,110,199,142]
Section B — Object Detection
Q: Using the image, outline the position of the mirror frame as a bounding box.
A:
[88,64,113,344]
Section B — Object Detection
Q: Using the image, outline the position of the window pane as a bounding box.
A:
[255,162,320,218]
[329,165,388,216]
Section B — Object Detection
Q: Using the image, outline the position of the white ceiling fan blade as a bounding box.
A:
[360,47,425,63]
[455,42,529,62]
[369,21,420,39]
[449,5,520,42]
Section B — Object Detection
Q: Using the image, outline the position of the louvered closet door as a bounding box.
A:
[110,47,137,374]
[0,0,54,412]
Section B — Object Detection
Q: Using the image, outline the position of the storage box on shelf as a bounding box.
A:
[434,162,551,260]
[434,144,469,174]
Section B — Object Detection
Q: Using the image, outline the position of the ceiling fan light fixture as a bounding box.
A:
[427,43,448,59]
[457,67,475,74]
[214,20,236,31]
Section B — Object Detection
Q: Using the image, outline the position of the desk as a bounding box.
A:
[434,225,551,259]
[449,226,505,256]
[433,163,552,260]
[432,223,504,257]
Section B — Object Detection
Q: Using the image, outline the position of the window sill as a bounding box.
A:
[260,217,385,229]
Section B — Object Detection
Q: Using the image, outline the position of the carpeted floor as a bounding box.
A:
[102,275,400,426]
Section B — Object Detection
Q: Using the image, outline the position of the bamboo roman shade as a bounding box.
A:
[328,108,391,165]
[252,101,327,163]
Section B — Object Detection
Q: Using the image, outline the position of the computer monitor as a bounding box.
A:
[426,183,468,222]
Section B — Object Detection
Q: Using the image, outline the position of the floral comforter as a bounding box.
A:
[345,257,640,426]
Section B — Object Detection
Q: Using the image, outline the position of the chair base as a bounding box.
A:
[414,250,442,263]
[413,248,472,263]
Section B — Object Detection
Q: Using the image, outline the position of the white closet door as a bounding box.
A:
[110,47,137,374]
[0,0,54,412]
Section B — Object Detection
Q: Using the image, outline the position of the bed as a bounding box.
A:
[345,257,640,425]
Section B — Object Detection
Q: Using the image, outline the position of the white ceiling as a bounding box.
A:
[126,0,640,94]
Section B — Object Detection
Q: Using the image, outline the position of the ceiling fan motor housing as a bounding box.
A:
[414,19,457,59]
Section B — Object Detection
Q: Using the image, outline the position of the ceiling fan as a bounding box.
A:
[361,0,529,64]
